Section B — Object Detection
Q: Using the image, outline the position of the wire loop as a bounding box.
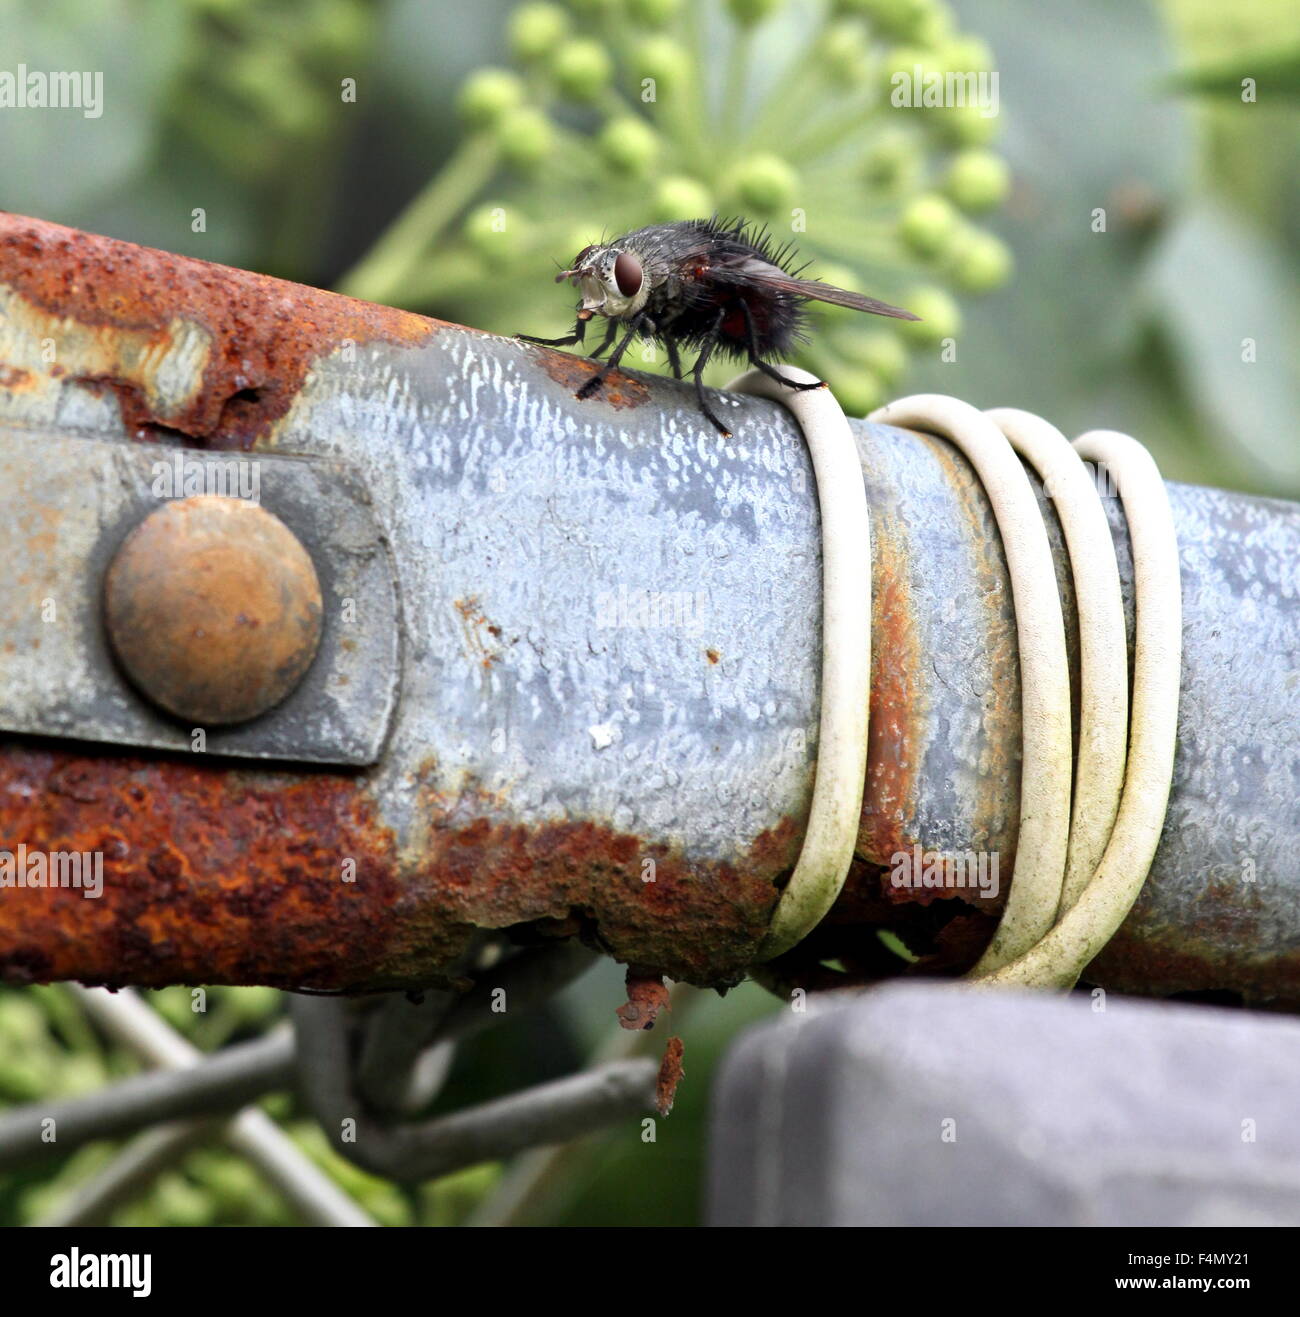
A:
[740,381,1181,989]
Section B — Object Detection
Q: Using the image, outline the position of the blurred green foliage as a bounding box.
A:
[0,0,1296,1227]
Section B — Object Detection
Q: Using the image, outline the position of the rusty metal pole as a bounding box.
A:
[0,215,1296,1003]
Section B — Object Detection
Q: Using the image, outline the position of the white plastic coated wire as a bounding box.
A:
[733,378,1181,990]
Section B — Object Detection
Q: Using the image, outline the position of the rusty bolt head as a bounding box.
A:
[104,495,323,725]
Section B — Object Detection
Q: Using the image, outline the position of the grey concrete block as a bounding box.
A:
[708,983,1300,1226]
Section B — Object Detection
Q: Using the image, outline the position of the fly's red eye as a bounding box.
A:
[614,251,643,298]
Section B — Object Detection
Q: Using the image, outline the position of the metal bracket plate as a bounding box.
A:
[0,427,400,765]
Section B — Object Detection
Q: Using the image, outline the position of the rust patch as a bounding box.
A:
[408,790,800,986]
[0,746,804,991]
[453,596,503,670]
[530,345,651,411]
[0,213,444,449]
[705,648,720,665]
[856,518,926,872]
[616,966,670,1030]
[0,744,434,990]
[1088,877,1300,1009]
[656,1036,685,1116]
[949,437,1023,878]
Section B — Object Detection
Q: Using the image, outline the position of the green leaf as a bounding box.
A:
[1170,39,1300,97]
[1144,197,1300,493]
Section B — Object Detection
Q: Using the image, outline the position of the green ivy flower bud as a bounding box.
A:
[0,995,50,1043]
[881,42,933,77]
[726,153,798,214]
[880,43,943,106]
[727,0,783,26]
[633,36,688,95]
[836,327,909,382]
[464,204,528,264]
[820,20,871,86]
[456,68,526,129]
[223,986,283,1026]
[839,0,942,43]
[5,1060,49,1102]
[598,115,661,176]
[551,37,614,103]
[628,0,682,27]
[861,130,921,195]
[496,106,554,168]
[654,175,714,221]
[899,285,961,343]
[202,1158,266,1216]
[948,229,1013,292]
[828,366,886,417]
[930,102,999,147]
[944,149,1010,212]
[898,192,960,258]
[509,3,569,62]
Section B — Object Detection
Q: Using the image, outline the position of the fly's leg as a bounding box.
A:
[664,337,684,380]
[517,314,589,348]
[692,310,732,438]
[584,319,620,362]
[576,316,643,399]
[739,299,826,391]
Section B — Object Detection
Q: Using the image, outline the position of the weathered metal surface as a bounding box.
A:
[104,495,323,724]
[0,214,438,448]
[0,214,1297,1002]
[0,428,400,763]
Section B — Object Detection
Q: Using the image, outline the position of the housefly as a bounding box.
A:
[518,216,918,438]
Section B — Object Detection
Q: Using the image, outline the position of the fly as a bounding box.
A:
[517,216,919,438]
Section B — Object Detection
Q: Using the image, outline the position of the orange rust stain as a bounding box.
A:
[410,797,801,985]
[0,749,804,990]
[705,648,720,665]
[1088,877,1300,1007]
[656,1036,685,1115]
[453,595,503,670]
[616,966,670,1030]
[530,345,651,411]
[0,213,445,450]
[856,520,925,873]
[0,746,421,990]
[948,446,1023,872]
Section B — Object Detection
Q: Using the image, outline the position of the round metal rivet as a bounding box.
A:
[104,495,323,725]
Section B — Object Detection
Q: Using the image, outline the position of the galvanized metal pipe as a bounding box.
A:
[0,216,1296,1002]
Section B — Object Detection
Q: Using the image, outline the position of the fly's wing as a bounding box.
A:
[714,256,921,321]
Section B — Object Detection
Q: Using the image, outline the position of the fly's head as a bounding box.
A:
[555,242,650,322]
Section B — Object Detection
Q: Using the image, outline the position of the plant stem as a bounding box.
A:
[336,134,500,304]
[722,26,752,142]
